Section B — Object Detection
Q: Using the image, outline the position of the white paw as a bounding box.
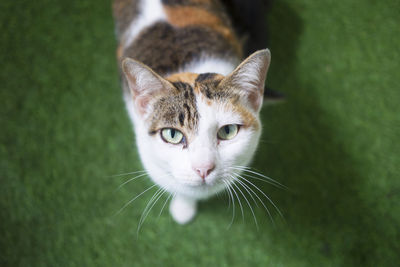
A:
[169,195,197,224]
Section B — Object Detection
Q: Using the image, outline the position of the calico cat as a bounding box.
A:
[113,0,271,224]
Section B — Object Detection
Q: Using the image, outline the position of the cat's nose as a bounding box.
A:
[193,163,215,180]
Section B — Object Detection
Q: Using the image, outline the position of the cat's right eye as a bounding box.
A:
[217,124,239,140]
[161,128,184,144]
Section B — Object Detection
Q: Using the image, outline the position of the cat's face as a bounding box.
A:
[123,50,270,199]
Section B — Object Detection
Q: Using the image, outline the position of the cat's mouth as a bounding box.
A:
[179,180,206,187]
[178,176,225,188]
[172,170,229,189]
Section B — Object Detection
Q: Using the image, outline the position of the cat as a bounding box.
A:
[113,0,271,224]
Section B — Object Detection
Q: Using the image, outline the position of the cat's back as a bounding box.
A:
[113,0,242,75]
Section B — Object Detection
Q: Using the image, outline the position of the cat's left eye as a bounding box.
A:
[161,128,184,144]
[217,124,239,140]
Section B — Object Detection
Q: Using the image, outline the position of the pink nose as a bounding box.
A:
[193,163,215,180]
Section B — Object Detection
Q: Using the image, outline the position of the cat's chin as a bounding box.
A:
[179,178,217,187]
[171,180,227,200]
[180,182,206,188]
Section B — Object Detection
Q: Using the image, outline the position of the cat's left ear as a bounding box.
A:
[219,49,271,112]
[122,58,173,116]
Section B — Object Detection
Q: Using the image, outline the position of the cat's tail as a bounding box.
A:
[112,0,141,48]
[220,0,271,57]
[221,0,285,103]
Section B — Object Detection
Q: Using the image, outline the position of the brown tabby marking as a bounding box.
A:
[123,22,236,75]
[148,81,199,140]
[148,72,258,138]
[114,0,243,73]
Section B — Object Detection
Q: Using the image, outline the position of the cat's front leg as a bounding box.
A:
[169,194,197,224]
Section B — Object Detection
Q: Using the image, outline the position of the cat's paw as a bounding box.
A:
[169,195,197,224]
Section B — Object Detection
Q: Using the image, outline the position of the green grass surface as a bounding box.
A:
[1,0,399,266]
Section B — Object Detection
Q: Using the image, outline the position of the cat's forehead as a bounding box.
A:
[167,72,224,85]
[147,72,256,138]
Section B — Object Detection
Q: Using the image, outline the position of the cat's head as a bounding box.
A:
[122,50,271,199]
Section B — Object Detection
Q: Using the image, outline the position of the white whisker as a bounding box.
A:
[234,173,275,226]
[223,179,236,229]
[115,184,157,215]
[230,166,288,190]
[228,176,244,223]
[235,178,259,208]
[158,192,174,218]
[239,175,284,221]
[231,177,259,230]
[224,181,232,211]
[137,188,162,227]
[115,173,148,191]
[137,187,166,235]
[240,174,283,188]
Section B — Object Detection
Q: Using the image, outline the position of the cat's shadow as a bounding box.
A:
[204,2,375,265]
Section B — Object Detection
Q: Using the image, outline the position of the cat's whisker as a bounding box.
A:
[235,178,259,208]
[145,188,168,219]
[140,188,168,231]
[234,173,275,226]
[228,176,245,223]
[230,166,288,190]
[240,174,284,189]
[222,179,231,211]
[232,165,283,185]
[115,172,148,191]
[108,170,147,178]
[137,187,166,235]
[231,177,259,230]
[231,165,284,187]
[237,174,285,222]
[223,179,236,229]
[224,181,232,212]
[115,184,158,215]
[139,187,164,223]
[158,192,174,219]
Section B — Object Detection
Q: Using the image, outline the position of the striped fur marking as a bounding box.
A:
[148,81,199,138]
[147,71,259,139]
[123,22,236,75]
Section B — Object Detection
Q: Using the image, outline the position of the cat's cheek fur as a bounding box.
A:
[219,127,261,167]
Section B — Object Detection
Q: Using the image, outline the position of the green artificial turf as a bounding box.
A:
[1,0,399,266]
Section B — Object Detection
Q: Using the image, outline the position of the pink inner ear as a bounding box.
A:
[135,94,151,115]
[248,89,263,111]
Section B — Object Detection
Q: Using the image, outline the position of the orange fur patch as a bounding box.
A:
[163,6,242,56]
[166,72,199,86]
[117,44,124,60]
[232,104,259,130]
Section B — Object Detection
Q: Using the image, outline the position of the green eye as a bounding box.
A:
[217,124,239,140]
[161,128,184,144]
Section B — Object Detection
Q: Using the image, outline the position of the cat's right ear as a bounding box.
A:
[219,49,271,112]
[122,58,172,115]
